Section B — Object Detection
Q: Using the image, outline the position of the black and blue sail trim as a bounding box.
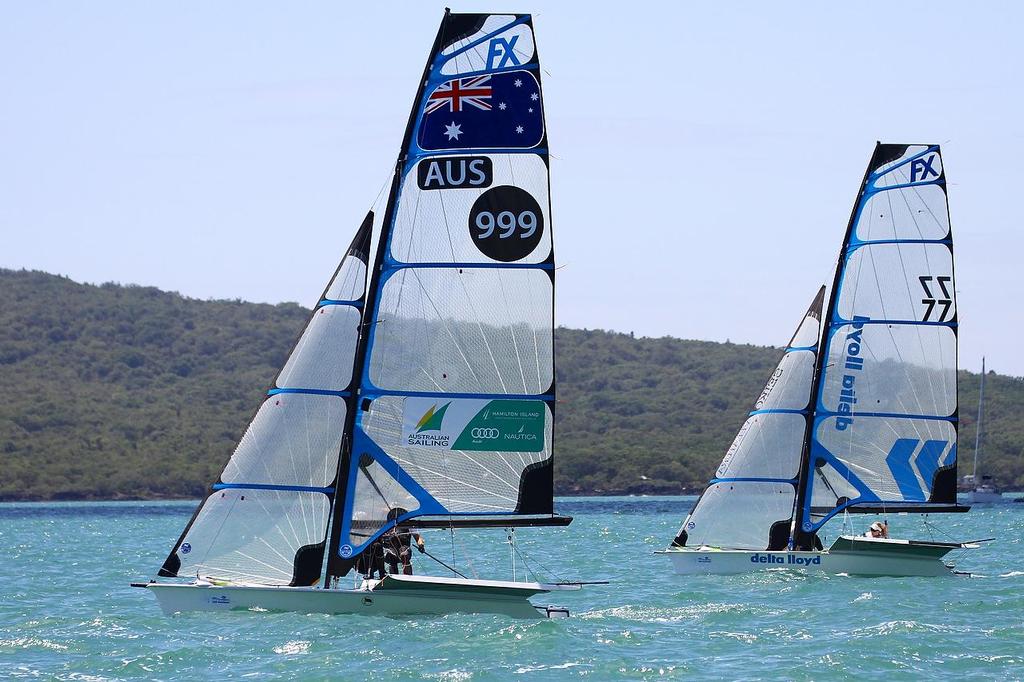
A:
[797,144,962,534]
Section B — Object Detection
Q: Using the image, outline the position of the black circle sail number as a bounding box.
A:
[467,185,544,262]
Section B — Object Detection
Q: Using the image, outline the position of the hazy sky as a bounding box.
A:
[2,2,1022,376]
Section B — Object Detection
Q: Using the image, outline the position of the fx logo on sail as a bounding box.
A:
[909,154,940,182]
[486,36,521,69]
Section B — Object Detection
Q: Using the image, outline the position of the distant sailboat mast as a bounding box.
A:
[972,357,986,482]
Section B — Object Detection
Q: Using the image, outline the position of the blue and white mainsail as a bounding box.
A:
[673,288,824,551]
[327,12,560,578]
[158,12,562,586]
[796,144,960,538]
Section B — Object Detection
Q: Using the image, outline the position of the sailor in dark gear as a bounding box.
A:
[382,508,425,575]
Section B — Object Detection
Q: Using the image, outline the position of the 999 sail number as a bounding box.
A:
[467,185,544,262]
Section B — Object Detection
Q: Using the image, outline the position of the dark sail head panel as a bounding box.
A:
[800,144,958,531]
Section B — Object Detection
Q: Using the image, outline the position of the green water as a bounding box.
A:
[1,497,1022,680]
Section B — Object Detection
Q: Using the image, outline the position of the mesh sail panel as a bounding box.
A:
[333,13,556,563]
[275,305,360,391]
[674,289,822,550]
[369,268,553,394]
[801,144,958,532]
[222,395,346,487]
[170,489,329,585]
[716,413,806,480]
[683,482,796,551]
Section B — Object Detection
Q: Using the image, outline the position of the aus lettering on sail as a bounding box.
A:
[417,156,493,190]
[834,315,869,431]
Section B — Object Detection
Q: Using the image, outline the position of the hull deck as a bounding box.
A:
[659,535,977,577]
[136,574,578,619]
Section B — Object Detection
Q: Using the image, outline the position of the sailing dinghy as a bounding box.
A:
[660,144,987,576]
[134,11,587,618]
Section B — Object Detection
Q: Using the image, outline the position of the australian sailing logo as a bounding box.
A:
[405,402,452,447]
[835,316,869,431]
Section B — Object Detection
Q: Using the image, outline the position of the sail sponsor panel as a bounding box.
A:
[400,397,545,452]
[821,323,956,418]
[275,305,360,391]
[392,153,551,264]
[368,267,553,395]
[360,395,552,514]
[418,70,543,151]
[814,416,956,502]
[438,15,535,76]
[716,412,806,480]
[856,183,949,243]
[837,243,955,322]
[683,482,795,551]
[222,394,345,487]
[173,489,329,585]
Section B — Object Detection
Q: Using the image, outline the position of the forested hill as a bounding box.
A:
[1,269,1022,501]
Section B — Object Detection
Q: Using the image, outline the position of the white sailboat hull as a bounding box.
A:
[659,536,972,577]
[140,574,577,619]
[965,489,1006,504]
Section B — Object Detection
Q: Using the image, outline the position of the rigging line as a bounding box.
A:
[421,547,468,579]
[406,267,485,386]
[887,188,941,416]
[436,178,459,262]
[500,159,531,393]
[454,267,511,395]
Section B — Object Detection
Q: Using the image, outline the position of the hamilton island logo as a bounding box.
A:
[180,542,192,554]
[406,402,452,447]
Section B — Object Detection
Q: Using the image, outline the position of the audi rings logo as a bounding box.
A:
[471,427,500,439]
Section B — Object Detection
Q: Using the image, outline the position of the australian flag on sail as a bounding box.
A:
[418,70,543,151]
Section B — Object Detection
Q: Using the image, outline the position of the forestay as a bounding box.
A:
[799,144,958,533]
[673,288,824,550]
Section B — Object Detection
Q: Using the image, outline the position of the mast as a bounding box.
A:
[972,357,986,480]
[324,11,452,582]
[789,144,877,550]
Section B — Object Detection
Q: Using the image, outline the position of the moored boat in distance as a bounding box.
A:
[962,358,1008,504]
[134,10,596,618]
[660,143,988,576]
